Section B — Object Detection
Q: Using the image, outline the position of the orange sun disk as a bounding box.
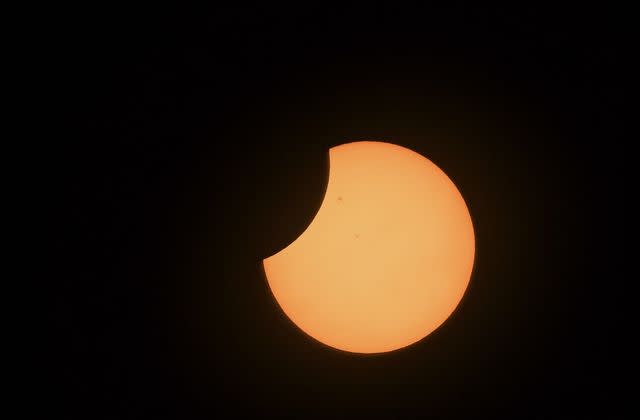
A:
[263,141,475,353]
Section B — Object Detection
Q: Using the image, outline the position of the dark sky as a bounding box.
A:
[54,5,627,419]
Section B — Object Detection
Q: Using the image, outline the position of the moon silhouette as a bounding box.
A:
[262,141,475,353]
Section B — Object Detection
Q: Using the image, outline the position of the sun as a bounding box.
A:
[263,141,475,353]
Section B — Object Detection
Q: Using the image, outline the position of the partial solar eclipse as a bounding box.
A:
[263,141,475,353]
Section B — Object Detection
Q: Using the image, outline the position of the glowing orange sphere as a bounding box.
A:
[263,141,475,353]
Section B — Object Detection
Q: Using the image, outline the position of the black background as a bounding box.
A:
[55,5,627,419]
